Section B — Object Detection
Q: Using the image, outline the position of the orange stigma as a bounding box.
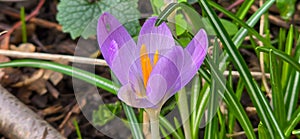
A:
[140,44,159,87]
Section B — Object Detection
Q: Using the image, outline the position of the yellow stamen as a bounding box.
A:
[153,50,159,65]
[140,44,152,87]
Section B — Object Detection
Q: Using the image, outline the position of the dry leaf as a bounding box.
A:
[12,69,44,87]
[39,104,63,116]
[10,43,36,52]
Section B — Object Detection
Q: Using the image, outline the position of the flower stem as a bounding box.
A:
[145,108,161,139]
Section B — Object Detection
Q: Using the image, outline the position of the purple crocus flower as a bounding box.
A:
[97,12,208,108]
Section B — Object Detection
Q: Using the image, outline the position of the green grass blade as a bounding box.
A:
[278,28,287,73]
[232,0,275,47]
[204,43,223,139]
[228,77,244,138]
[281,25,294,87]
[256,47,300,72]
[204,65,219,139]
[174,117,185,139]
[20,7,27,43]
[284,108,300,137]
[204,115,218,139]
[278,28,287,51]
[269,50,285,128]
[159,116,182,139]
[199,0,284,138]
[217,109,226,139]
[235,0,255,20]
[208,1,272,48]
[258,122,271,139]
[122,103,144,139]
[0,59,117,94]
[190,76,200,132]
[160,126,171,139]
[200,60,256,139]
[292,129,300,135]
[73,119,83,139]
[155,3,178,26]
[191,80,210,139]
[0,59,144,139]
[285,36,300,120]
[177,88,192,139]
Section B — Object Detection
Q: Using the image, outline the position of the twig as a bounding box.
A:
[58,104,79,130]
[218,0,244,17]
[226,128,258,138]
[258,0,271,96]
[251,5,300,32]
[0,0,46,45]
[0,49,270,79]
[223,71,270,79]
[0,6,62,31]
[0,31,7,36]
[0,49,107,66]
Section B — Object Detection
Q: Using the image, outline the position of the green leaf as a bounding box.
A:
[276,0,297,20]
[175,14,188,36]
[92,101,122,126]
[202,18,238,36]
[57,0,140,39]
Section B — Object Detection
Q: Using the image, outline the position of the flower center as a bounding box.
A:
[140,44,159,87]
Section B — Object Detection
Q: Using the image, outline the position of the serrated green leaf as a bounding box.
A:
[57,0,140,39]
[92,101,122,126]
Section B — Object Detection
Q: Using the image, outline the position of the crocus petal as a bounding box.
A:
[172,29,208,93]
[185,29,208,68]
[147,46,182,103]
[97,12,138,84]
[177,49,199,88]
[118,84,158,108]
[145,74,168,105]
[118,62,160,108]
[137,17,175,54]
[110,43,139,84]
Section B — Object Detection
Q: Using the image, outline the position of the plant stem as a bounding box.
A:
[145,108,161,139]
